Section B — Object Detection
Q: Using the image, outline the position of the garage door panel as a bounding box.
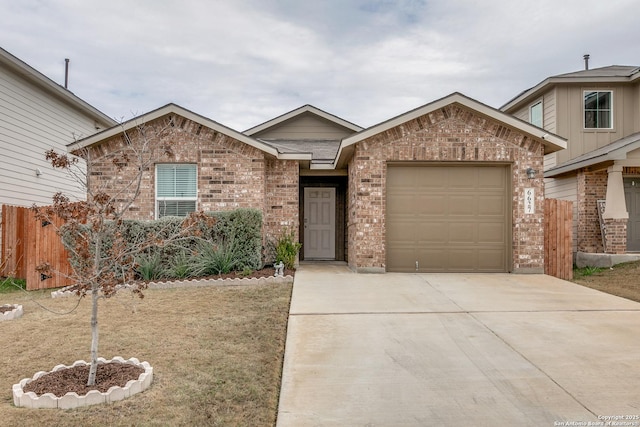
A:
[478,167,507,187]
[387,194,414,215]
[478,223,505,243]
[386,165,509,273]
[449,223,476,243]
[447,250,477,269]
[418,195,447,215]
[449,195,477,216]
[418,223,448,243]
[478,249,507,270]
[387,220,417,242]
[450,168,476,188]
[478,195,505,216]
[416,249,447,270]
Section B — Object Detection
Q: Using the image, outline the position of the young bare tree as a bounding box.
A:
[33,118,211,386]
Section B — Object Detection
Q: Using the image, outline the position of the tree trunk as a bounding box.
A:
[87,284,99,386]
[87,232,102,386]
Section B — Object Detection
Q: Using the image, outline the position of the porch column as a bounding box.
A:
[603,165,628,219]
[602,165,628,254]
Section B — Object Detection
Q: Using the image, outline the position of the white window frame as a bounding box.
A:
[583,90,613,130]
[529,100,543,128]
[155,163,198,219]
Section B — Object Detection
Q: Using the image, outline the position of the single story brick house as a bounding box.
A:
[69,93,565,273]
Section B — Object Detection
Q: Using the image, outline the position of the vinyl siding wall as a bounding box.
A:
[554,84,640,165]
[251,113,355,139]
[0,66,101,207]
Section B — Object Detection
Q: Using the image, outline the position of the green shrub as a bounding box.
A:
[191,240,238,276]
[274,230,301,270]
[0,277,26,294]
[164,251,195,279]
[62,208,263,280]
[209,209,262,270]
[135,251,163,281]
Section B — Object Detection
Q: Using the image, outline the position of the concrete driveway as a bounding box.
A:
[276,264,640,426]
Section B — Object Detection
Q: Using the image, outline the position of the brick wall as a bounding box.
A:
[347,104,545,272]
[576,170,607,253]
[603,218,627,254]
[264,158,299,261]
[86,114,299,263]
[88,115,268,219]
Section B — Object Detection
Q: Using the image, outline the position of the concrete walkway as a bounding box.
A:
[276,264,640,426]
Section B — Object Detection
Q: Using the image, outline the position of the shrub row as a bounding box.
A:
[62,208,263,281]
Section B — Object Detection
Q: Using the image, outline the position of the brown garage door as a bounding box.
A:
[386,164,510,272]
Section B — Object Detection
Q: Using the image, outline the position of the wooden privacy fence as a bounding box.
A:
[1,205,74,290]
[544,198,573,280]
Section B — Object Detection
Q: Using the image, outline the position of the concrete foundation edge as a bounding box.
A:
[576,252,640,268]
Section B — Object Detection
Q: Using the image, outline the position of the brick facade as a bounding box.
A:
[347,104,545,273]
[264,158,300,244]
[576,170,607,253]
[86,114,299,263]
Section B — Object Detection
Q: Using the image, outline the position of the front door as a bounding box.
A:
[625,178,640,251]
[304,187,335,259]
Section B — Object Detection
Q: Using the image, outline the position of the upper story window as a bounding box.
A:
[156,164,197,218]
[584,91,612,129]
[530,101,543,128]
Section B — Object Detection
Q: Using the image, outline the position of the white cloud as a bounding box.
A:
[1,0,638,130]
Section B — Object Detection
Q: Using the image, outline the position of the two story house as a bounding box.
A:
[502,62,640,266]
[0,47,115,256]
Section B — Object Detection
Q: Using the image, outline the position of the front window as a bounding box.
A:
[530,101,543,128]
[156,164,197,218]
[584,91,612,129]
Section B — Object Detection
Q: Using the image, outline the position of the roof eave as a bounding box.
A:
[68,104,280,157]
[336,93,565,167]
[0,48,116,127]
[502,74,639,112]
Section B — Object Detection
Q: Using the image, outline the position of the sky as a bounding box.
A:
[2,0,639,131]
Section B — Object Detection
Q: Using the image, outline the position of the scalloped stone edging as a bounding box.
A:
[51,274,294,298]
[12,357,153,409]
[0,304,23,321]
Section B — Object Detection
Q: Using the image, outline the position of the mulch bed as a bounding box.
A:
[22,363,144,398]
[0,306,17,314]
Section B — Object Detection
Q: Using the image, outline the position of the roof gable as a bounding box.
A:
[332,92,565,169]
[243,104,363,137]
[502,65,640,111]
[68,103,287,158]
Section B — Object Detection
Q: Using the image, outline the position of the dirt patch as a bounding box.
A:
[23,363,144,398]
[572,261,640,303]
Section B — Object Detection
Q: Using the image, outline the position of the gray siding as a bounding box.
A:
[0,65,98,207]
[251,113,356,140]
[555,84,640,165]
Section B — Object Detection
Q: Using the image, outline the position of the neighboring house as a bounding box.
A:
[69,93,565,273]
[0,47,115,255]
[502,64,640,262]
